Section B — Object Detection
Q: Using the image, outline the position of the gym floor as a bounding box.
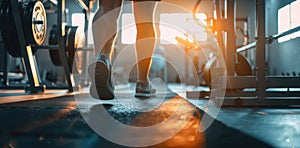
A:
[0,84,299,148]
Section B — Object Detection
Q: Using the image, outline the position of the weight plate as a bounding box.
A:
[0,0,46,57]
[31,1,47,45]
[22,1,47,45]
[49,26,75,67]
[49,25,84,74]
[0,0,4,43]
[0,0,22,57]
[48,25,60,66]
[66,26,77,70]
[235,53,252,76]
[0,0,3,14]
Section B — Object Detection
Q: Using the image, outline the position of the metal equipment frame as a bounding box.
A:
[0,0,44,93]
[56,0,75,92]
[50,0,93,92]
[0,0,93,93]
[35,0,95,91]
[187,0,300,107]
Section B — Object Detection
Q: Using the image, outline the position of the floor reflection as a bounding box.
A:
[94,96,206,147]
[133,97,205,148]
[0,90,272,147]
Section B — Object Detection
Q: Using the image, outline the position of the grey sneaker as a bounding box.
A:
[88,54,114,100]
[135,81,156,98]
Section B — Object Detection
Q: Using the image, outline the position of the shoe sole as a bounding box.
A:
[89,61,114,100]
[135,92,151,98]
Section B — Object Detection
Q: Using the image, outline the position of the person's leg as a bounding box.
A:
[92,0,122,61]
[89,0,122,100]
[133,1,157,84]
[133,1,157,98]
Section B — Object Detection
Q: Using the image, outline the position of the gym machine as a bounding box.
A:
[177,0,251,89]
[0,0,93,93]
[46,0,94,88]
[0,0,46,93]
[38,0,95,91]
[187,0,300,107]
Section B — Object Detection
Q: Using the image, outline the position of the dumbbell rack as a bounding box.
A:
[187,0,300,107]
